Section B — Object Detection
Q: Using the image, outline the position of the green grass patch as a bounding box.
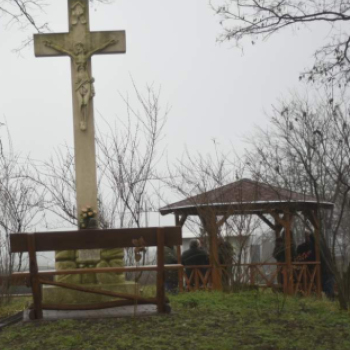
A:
[0,297,31,318]
[0,291,349,350]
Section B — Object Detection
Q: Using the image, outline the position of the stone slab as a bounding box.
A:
[76,248,101,264]
[23,304,158,321]
[42,281,139,304]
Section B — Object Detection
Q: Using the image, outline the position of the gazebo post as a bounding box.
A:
[284,211,294,295]
[274,217,285,291]
[200,211,222,291]
[304,209,322,298]
[271,210,294,295]
[314,218,322,298]
[210,227,222,291]
[175,213,187,293]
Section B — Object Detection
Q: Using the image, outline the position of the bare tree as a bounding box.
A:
[0,0,48,32]
[97,81,168,231]
[33,145,77,229]
[211,0,350,84]
[0,126,45,301]
[245,86,350,308]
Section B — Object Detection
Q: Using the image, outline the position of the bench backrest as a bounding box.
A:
[10,227,182,253]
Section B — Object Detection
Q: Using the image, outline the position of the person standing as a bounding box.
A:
[181,239,209,285]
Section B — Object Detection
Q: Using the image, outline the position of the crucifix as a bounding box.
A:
[34,0,126,265]
[35,0,125,227]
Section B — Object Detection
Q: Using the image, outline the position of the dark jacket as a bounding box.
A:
[181,247,209,266]
[273,239,296,262]
[181,247,209,279]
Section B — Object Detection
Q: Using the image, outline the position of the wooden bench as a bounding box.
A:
[10,226,182,320]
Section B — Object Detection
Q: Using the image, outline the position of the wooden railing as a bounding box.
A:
[182,265,212,291]
[292,262,319,296]
[180,262,321,296]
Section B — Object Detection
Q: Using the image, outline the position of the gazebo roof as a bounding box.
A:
[159,178,333,216]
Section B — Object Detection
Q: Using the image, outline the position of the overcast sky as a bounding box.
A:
[0,0,331,159]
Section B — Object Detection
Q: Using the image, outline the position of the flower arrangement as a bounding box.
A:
[79,205,98,229]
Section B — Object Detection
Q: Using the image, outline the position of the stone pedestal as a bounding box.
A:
[55,248,125,284]
[50,248,136,304]
[43,281,139,304]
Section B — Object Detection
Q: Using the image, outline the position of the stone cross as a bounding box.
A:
[34,0,126,235]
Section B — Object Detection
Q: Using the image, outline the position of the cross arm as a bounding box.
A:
[34,33,71,57]
[34,31,126,58]
[88,31,126,55]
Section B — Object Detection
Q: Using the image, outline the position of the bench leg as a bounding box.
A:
[28,234,43,319]
[157,228,166,313]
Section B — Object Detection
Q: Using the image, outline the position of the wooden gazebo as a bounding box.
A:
[160,178,333,295]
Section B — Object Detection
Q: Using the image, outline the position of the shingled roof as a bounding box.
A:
[159,178,333,215]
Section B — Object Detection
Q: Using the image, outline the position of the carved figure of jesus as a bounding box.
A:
[44,39,116,130]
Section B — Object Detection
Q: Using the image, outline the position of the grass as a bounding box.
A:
[0,290,350,350]
[0,296,31,318]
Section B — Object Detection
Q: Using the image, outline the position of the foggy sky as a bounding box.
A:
[0,1,330,158]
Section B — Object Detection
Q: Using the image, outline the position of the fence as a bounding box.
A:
[179,262,321,296]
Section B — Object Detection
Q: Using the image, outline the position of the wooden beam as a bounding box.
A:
[311,210,322,298]
[27,234,43,320]
[270,210,296,295]
[179,214,188,227]
[176,245,184,292]
[39,279,160,303]
[12,264,183,279]
[257,213,277,230]
[156,228,166,313]
[10,227,182,253]
[202,212,222,291]
[269,211,287,228]
[302,209,322,297]
[216,213,230,228]
[284,211,294,295]
[37,299,157,311]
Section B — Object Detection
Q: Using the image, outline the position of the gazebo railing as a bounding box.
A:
[182,265,212,291]
[179,262,321,295]
[292,262,319,296]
